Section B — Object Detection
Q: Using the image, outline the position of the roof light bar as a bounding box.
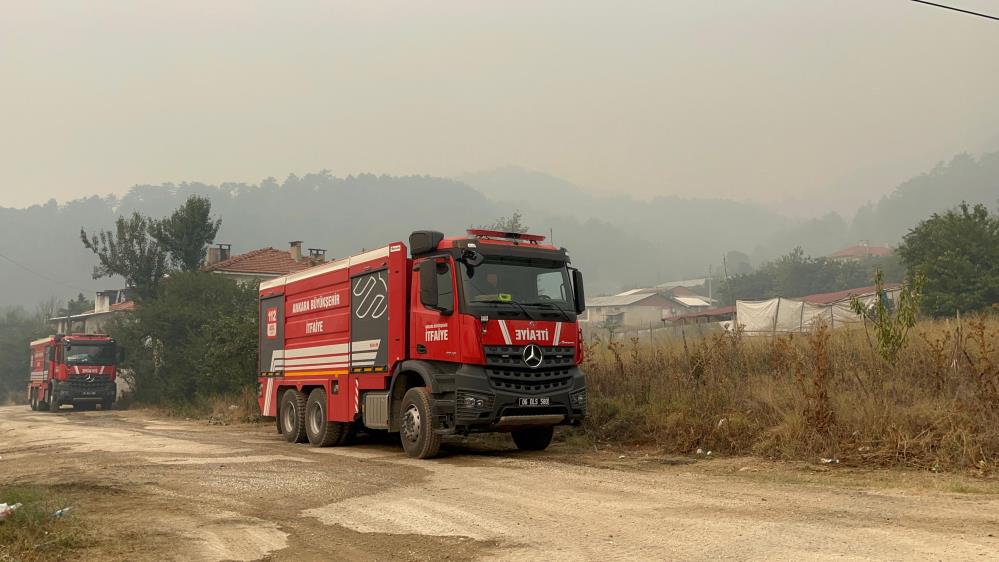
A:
[466,229,546,243]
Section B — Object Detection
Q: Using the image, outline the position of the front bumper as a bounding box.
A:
[433,364,587,433]
[54,379,116,403]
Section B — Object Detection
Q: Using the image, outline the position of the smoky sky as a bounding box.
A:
[2,1,997,215]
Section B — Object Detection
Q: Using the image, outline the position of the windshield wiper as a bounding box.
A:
[473,298,538,320]
[523,301,572,323]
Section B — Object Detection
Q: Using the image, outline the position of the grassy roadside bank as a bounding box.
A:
[581,314,999,472]
[0,486,90,562]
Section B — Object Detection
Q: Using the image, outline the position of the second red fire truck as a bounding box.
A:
[28,334,119,411]
[258,229,587,458]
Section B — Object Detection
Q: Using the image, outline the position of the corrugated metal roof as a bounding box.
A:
[673,296,711,307]
[655,278,707,290]
[587,293,660,307]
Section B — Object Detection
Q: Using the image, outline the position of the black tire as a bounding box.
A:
[74,402,94,411]
[399,387,441,459]
[279,389,307,443]
[43,387,54,411]
[29,390,38,411]
[101,398,114,411]
[512,426,554,451]
[305,388,346,447]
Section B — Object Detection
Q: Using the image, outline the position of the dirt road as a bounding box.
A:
[1,406,997,561]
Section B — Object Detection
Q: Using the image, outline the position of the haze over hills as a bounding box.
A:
[1,150,997,308]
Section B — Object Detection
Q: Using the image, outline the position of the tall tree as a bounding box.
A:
[80,212,168,300]
[484,210,529,234]
[150,195,222,271]
[896,202,999,316]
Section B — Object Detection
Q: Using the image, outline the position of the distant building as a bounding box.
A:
[582,285,713,329]
[582,293,676,328]
[828,243,892,262]
[204,241,324,285]
[50,289,135,334]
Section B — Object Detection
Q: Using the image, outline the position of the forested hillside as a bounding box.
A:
[1,150,997,308]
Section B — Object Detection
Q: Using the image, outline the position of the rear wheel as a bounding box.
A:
[279,389,307,443]
[29,391,37,411]
[42,387,54,411]
[305,388,346,447]
[399,387,441,459]
[511,426,554,451]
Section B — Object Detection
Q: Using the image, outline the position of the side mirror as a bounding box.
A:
[572,269,586,314]
[47,347,55,361]
[461,249,484,267]
[419,262,438,310]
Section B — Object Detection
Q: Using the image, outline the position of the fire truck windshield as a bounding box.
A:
[460,257,574,319]
[64,343,116,365]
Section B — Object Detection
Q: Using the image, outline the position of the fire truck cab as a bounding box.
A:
[28,334,119,411]
[258,229,587,459]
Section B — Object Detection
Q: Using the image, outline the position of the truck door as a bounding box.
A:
[411,256,460,363]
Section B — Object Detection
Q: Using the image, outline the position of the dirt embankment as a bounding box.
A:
[2,406,998,561]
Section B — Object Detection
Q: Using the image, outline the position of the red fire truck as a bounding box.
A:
[258,229,587,458]
[28,334,119,411]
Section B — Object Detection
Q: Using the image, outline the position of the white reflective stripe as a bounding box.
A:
[283,363,348,372]
[349,352,378,361]
[277,356,350,367]
[553,322,562,346]
[263,378,275,416]
[282,344,349,358]
[498,320,512,345]
[350,339,381,351]
[350,360,376,367]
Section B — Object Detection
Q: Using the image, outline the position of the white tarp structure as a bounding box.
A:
[735,288,900,335]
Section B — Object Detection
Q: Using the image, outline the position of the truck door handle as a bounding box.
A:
[416,344,427,354]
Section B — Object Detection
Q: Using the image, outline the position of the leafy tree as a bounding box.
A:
[484,210,529,233]
[80,213,168,300]
[106,272,257,403]
[58,293,94,316]
[896,202,999,316]
[720,247,902,305]
[150,195,222,271]
[0,306,48,403]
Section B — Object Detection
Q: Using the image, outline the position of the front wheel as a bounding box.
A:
[399,387,441,459]
[512,426,554,451]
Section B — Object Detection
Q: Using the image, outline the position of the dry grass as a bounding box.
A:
[580,314,999,472]
[0,486,88,562]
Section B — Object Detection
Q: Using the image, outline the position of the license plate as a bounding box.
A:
[84,391,96,396]
[518,397,550,407]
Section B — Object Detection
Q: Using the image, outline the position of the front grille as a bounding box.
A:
[483,346,575,369]
[63,376,114,393]
[487,368,573,394]
[483,345,575,395]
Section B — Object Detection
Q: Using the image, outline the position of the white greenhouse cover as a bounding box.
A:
[735,288,900,334]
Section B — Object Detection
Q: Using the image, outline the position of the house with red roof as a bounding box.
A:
[828,243,892,262]
[203,241,326,285]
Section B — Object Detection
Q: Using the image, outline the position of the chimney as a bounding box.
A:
[289,241,303,262]
[207,243,232,266]
[308,248,326,263]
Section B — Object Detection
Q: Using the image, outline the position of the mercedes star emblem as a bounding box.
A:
[84,374,95,383]
[522,344,544,369]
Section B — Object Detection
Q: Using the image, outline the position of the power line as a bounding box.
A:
[910,0,999,22]
[0,251,89,293]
